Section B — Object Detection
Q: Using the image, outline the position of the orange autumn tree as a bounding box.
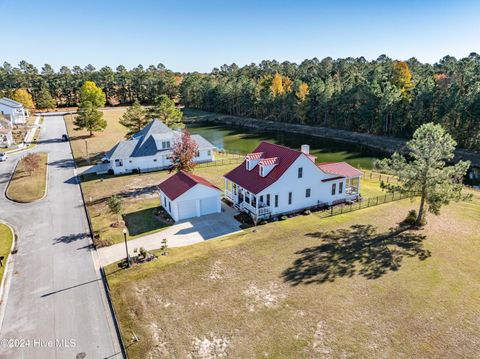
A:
[169,128,199,172]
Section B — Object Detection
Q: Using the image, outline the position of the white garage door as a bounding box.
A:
[177,200,197,220]
[200,197,218,216]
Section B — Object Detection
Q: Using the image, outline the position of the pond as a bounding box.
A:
[188,123,385,170]
[188,123,480,187]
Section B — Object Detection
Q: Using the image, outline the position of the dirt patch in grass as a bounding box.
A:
[6,152,48,203]
[107,192,480,358]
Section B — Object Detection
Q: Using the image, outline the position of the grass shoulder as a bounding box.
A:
[6,152,48,203]
[0,224,13,285]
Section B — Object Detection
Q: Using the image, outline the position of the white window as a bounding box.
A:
[207,150,211,156]
[196,151,200,157]
[298,167,303,178]
[339,182,343,194]
[331,183,336,195]
[162,141,170,149]
[115,159,123,167]
[306,188,311,198]
[288,192,292,205]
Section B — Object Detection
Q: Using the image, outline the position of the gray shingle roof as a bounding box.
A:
[0,97,24,108]
[192,134,215,149]
[104,118,215,160]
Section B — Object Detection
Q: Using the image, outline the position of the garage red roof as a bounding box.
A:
[317,162,363,178]
[224,142,304,194]
[159,170,220,200]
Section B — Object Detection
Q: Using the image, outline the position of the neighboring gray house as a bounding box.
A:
[98,119,215,175]
[0,97,28,125]
[0,118,13,148]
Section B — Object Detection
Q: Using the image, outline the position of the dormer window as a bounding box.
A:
[258,157,279,177]
[162,141,170,149]
[245,152,264,171]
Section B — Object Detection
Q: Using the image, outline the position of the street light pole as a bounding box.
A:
[123,228,130,268]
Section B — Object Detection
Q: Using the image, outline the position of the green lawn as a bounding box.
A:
[106,190,480,358]
[83,161,386,246]
[0,224,13,285]
[6,153,48,203]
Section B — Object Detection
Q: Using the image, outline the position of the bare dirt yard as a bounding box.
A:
[106,190,480,358]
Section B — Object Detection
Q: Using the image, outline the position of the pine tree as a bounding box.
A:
[74,101,107,136]
[119,100,148,136]
[35,85,56,109]
[149,95,183,128]
[375,123,471,225]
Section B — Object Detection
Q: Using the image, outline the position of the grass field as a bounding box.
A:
[64,108,128,166]
[6,153,48,203]
[0,224,13,285]
[106,190,480,358]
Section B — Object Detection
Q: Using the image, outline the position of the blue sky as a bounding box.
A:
[1,0,479,72]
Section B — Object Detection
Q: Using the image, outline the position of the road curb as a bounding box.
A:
[4,153,49,204]
[63,115,127,358]
[0,222,17,332]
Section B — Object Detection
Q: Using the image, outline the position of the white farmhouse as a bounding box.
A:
[0,98,28,125]
[159,170,222,222]
[99,119,215,175]
[224,142,362,220]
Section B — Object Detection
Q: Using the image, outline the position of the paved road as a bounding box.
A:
[0,116,121,358]
[98,203,241,266]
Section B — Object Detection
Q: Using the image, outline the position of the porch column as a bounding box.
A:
[224,178,228,196]
[356,176,361,195]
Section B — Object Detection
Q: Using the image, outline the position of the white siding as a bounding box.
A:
[110,150,214,174]
[256,154,347,216]
[160,184,221,222]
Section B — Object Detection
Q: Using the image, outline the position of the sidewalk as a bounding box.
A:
[97,204,242,266]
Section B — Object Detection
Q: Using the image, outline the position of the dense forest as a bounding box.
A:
[1,54,480,150]
[180,55,480,151]
[0,62,178,107]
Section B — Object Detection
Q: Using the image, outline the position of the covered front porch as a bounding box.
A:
[345,176,361,200]
[224,179,271,219]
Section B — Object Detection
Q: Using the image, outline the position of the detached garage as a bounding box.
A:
[158,170,222,222]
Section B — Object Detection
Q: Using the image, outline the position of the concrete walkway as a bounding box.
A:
[98,203,242,266]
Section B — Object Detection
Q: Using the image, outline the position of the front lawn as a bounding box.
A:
[0,223,13,285]
[6,152,48,203]
[82,161,387,246]
[106,190,480,358]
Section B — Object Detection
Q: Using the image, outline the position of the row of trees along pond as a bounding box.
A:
[1,54,480,150]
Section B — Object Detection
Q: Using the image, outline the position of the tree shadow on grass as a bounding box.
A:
[282,224,430,285]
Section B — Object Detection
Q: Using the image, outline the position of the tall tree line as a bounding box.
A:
[179,54,480,151]
[1,55,480,150]
[0,62,178,108]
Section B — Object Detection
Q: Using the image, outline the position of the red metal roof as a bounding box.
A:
[224,142,303,194]
[259,157,279,166]
[159,170,220,200]
[246,152,264,160]
[317,162,363,178]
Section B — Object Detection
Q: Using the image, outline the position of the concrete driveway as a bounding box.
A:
[0,115,121,358]
[98,203,242,266]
